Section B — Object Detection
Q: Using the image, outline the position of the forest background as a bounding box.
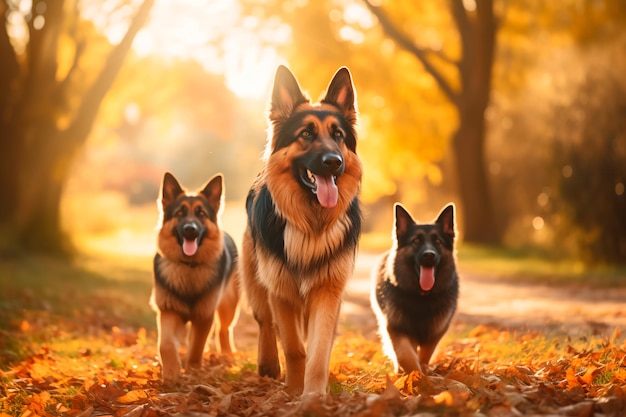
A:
[0,0,625,264]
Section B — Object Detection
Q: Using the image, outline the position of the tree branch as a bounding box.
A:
[428,48,458,68]
[54,40,86,110]
[55,0,84,101]
[66,0,154,146]
[362,0,460,106]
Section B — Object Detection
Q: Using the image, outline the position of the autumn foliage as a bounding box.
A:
[2,308,626,416]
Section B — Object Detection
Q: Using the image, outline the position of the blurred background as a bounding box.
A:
[1,0,625,266]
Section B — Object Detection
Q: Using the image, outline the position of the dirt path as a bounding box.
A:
[342,252,626,340]
[233,251,626,350]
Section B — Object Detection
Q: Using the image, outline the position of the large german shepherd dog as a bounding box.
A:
[241,65,362,395]
[371,203,458,374]
[151,172,240,385]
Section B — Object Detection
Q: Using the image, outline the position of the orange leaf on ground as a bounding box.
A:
[565,365,581,388]
[581,364,601,385]
[433,390,454,406]
[116,389,149,404]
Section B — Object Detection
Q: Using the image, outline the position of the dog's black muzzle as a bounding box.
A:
[182,223,200,240]
[304,151,345,177]
[297,150,345,192]
[319,152,344,176]
[416,244,440,268]
[176,221,205,244]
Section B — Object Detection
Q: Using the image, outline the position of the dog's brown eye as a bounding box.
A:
[175,209,185,217]
[300,130,312,140]
[197,209,207,218]
[334,130,344,140]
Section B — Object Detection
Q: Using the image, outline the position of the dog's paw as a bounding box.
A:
[297,391,327,414]
[258,362,281,380]
[161,369,180,387]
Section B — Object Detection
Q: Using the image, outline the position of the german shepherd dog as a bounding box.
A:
[241,65,362,395]
[371,203,458,374]
[151,172,240,385]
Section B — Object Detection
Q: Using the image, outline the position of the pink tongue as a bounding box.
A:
[313,174,338,208]
[183,238,198,256]
[419,266,435,291]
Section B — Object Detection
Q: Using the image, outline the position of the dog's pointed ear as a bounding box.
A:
[160,172,184,208]
[200,174,223,213]
[270,65,307,121]
[436,204,456,237]
[394,203,414,239]
[322,67,356,116]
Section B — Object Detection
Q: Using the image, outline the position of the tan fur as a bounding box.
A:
[151,173,240,386]
[241,66,362,396]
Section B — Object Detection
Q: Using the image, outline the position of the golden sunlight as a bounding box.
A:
[84,0,289,99]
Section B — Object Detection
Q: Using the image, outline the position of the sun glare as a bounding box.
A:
[84,0,288,99]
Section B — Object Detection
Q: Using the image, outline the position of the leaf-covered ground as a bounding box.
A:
[1,254,626,416]
[2,324,626,416]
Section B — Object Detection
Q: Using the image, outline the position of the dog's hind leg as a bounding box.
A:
[241,230,280,379]
[215,268,241,354]
[388,330,421,374]
[254,295,280,379]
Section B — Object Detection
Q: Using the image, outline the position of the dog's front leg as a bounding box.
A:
[418,339,440,370]
[157,311,185,385]
[303,288,342,395]
[187,315,214,369]
[270,294,305,394]
[388,330,421,374]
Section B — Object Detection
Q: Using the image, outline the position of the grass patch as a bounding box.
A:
[0,254,155,369]
[456,244,626,287]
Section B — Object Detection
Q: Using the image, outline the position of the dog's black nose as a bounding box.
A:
[420,250,437,266]
[182,223,199,240]
[322,153,343,174]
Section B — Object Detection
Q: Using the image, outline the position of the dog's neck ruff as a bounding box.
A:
[154,250,229,307]
[179,259,200,268]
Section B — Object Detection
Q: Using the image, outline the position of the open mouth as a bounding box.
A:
[182,237,199,257]
[180,222,202,257]
[418,264,435,292]
[300,168,339,208]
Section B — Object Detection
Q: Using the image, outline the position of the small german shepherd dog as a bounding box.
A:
[371,203,458,374]
[151,172,240,385]
[241,65,362,395]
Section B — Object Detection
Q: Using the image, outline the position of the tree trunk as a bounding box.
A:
[0,2,21,232]
[364,0,502,244]
[451,0,500,243]
[13,124,77,254]
[0,0,154,256]
[452,110,499,243]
